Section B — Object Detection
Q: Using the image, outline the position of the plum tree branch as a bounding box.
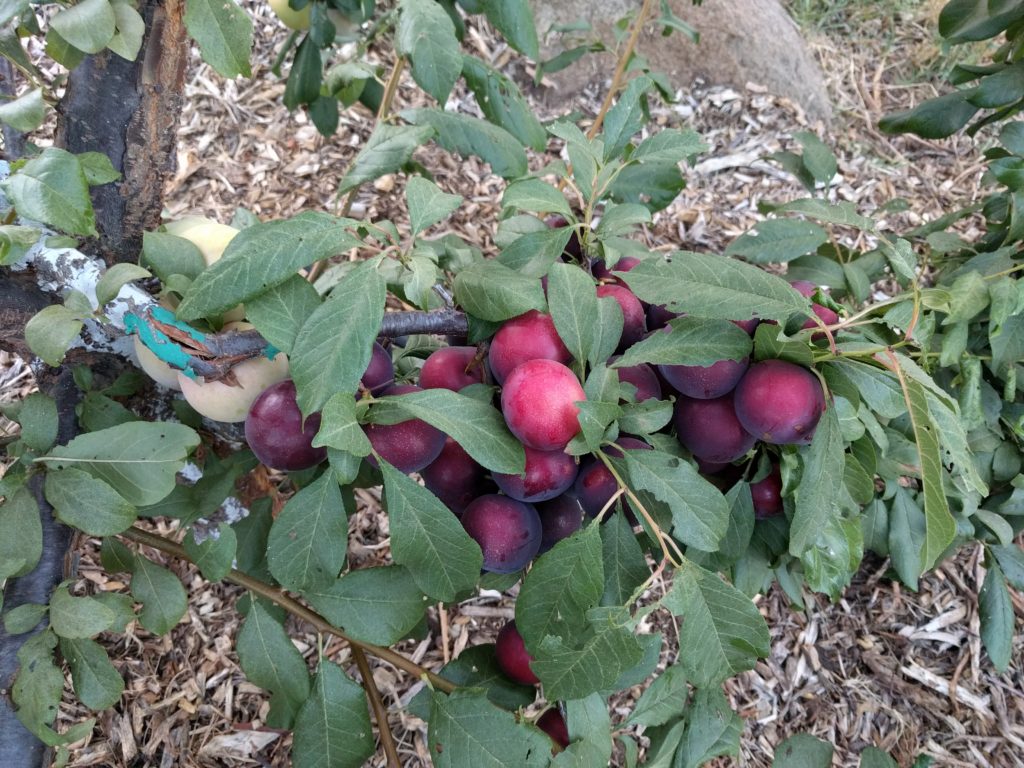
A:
[119,526,458,694]
[351,645,401,768]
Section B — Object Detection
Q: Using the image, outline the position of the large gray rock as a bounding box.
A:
[531,0,832,122]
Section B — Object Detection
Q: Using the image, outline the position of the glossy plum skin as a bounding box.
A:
[501,360,585,451]
[790,280,839,336]
[574,437,650,518]
[659,356,750,400]
[488,310,572,384]
[751,462,783,518]
[364,384,446,472]
[493,446,578,503]
[495,620,539,685]
[362,342,394,393]
[596,284,646,349]
[733,360,826,444]
[537,708,570,749]
[673,393,757,463]
[245,380,327,471]
[421,437,492,515]
[420,346,487,391]
[536,494,585,552]
[611,358,662,402]
[460,494,542,573]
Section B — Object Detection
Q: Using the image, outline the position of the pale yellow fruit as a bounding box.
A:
[134,334,183,391]
[269,0,311,30]
[164,216,245,322]
[177,323,290,423]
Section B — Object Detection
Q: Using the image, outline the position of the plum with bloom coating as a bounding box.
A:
[364,384,446,472]
[537,708,570,749]
[751,462,783,518]
[733,360,826,444]
[673,393,757,463]
[610,358,662,402]
[421,437,493,515]
[596,284,646,349]
[460,494,542,573]
[362,342,394,393]
[659,356,749,399]
[574,437,651,519]
[493,446,578,503]
[419,346,486,391]
[536,494,585,552]
[501,360,585,451]
[245,380,326,471]
[495,620,538,685]
[488,310,571,384]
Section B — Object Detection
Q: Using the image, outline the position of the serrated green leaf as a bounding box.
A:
[11,630,63,742]
[3,148,96,235]
[3,602,48,635]
[403,107,528,178]
[267,472,347,593]
[236,598,312,729]
[553,694,613,767]
[407,176,463,235]
[92,592,135,633]
[60,636,124,710]
[96,263,150,306]
[772,733,834,767]
[293,661,375,768]
[45,468,136,536]
[0,486,40,579]
[130,555,187,635]
[39,422,199,506]
[0,224,41,266]
[503,178,572,218]
[495,226,573,277]
[108,0,145,61]
[462,55,546,150]
[600,510,649,606]
[338,123,435,195]
[176,212,361,320]
[184,523,236,582]
[184,0,253,78]
[284,35,322,109]
[141,231,205,282]
[77,151,121,186]
[397,0,462,103]
[291,261,387,414]
[0,87,46,133]
[790,407,843,556]
[626,665,687,727]
[664,560,770,687]
[314,393,373,456]
[979,562,1013,672]
[12,392,57,452]
[24,305,83,367]
[632,129,707,164]
[674,688,742,768]
[453,259,546,321]
[245,274,322,355]
[726,219,829,264]
[304,566,426,646]
[478,0,539,59]
[888,488,926,590]
[381,461,483,601]
[602,75,652,161]
[408,644,537,718]
[990,544,1024,590]
[613,317,751,368]
[878,90,978,139]
[546,262,598,365]
[50,0,115,54]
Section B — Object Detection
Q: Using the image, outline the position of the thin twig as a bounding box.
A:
[351,645,401,768]
[120,526,457,693]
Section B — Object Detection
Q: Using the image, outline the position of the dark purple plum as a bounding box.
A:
[596,284,646,349]
[592,255,641,285]
[364,384,446,472]
[790,280,839,338]
[574,437,650,519]
[460,494,542,573]
[362,342,394,394]
[646,304,679,330]
[673,393,757,463]
[659,357,750,400]
[501,360,585,451]
[421,437,493,515]
[495,620,538,685]
[751,462,783,518]
[733,318,760,335]
[537,708,570,750]
[420,346,487,391]
[733,360,826,444]
[245,380,327,471]
[488,310,572,385]
[536,494,585,552]
[493,446,578,503]
[611,357,662,402]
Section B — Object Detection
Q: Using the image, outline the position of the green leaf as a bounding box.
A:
[369,388,525,474]
[602,75,652,161]
[794,131,837,183]
[674,688,743,768]
[184,0,253,78]
[338,123,435,195]
[888,488,926,590]
[503,178,572,218]
[236,598,312,729]
[403,107,528,178]
[45,468,136,536]
[245,274,322,355]
[453,260,546,322]
[600,510,649,606]
[409,644,537,717]
[108,0,145,61]
[608,161,684,213]
[397,0,462,103]
[0,224,41,266]
[291,261,387,414]
[141,231,206,282]
[381,461,483,601]
[184,523,236,582]
[45,27,87,69]
[462,56,546,150]
[407,176,463,235]
[0,486,43,579]
[176,212,362,320]
[531,613,644,700]
[617,397,673,436]
[267,471,347,593]
[100,538,136,574]
[3,148,96,236]
[594,295,625,363]
[12,630,63,741]
[594,203,651,239]
[801,516,862,600]
[495,226,573,277]
[96,263,150,306]
[13,392,57,452]
[979,562,1013,672]
[428,689,553,768]
[772,733,834,767]
[789,407,843,556]
[553,694,613,767]
[3,603,48,634]
[478,0,539,59]
[625,665,688,727]
[939,0,1024,43]
[92,592,135,633]
[726,219,829,264]
[860,747,898,768]
[990,544,1024,590]
[314,393,373,456]
[39,422,199,506]
[0,88,46,132]
[60,636,124,710]
[878,90,978,139]
[293,661,375,768]
[77,151,121,185]
[24,305,84,367]
[284,35,323,109]
[544,263,597,366]
[305,566,427,646]
[130,555,188,635]
[613,317,751,368]
[823,360,904,419]
[619,254,810,323]
[50,0,116,54]
[516,525,603,652]
[624,450,729,553]
[632,129,707,164]
[663,560,770,687]
[774,198,877,230]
